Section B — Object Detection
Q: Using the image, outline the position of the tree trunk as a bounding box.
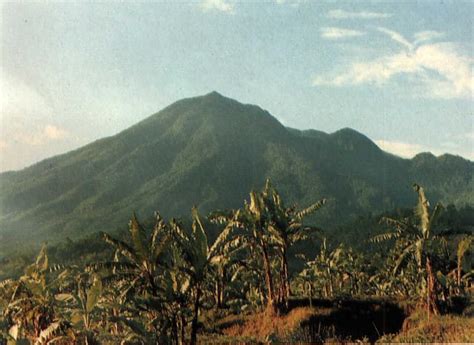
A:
[281,248,291,309]
[278,268,284,305]
[218,266,225,308]
[328,270,334,298]
[190,287,201,345]
[172,316,179,345]
[426,257,439,317]
[261,244,276,313]
[215,280,221,308]
[308,282,313,308]
[457,257,463,289]
[180,314,186,345]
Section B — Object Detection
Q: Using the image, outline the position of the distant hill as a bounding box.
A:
[0,91,472,252]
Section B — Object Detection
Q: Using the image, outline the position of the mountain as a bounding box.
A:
[0,92,472,252]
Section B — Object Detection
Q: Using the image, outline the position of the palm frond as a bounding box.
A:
[429,203,444,228]
[295,199,327,220]
[102,232,139,263]
[0,279,13,289]
[370,232,400,243]
[192,206,209,260]
[34,321,71,345]
[457,237,472,262]
[129,213,148,260]
[413,183,430,237]
[208,223,235,258]
[86,261,136,272]
[151,212,166,252]
[208,210,234,224]
[379,217,409,232]
[393,242,417,273]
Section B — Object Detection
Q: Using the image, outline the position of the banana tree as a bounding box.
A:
[53,269,103,344]
[298,239,351,298]
[171,207,233,345]
[371,183,444,315]
[97,211,174,341]
[210,179,326,312]
[263,179,326,307]
[100,212,171,297]
[456,236,472,290]
[209,190,279,313]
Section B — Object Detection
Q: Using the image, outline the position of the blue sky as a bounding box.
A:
[1,0,472,171]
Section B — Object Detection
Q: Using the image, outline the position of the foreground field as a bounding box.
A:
[0,181,472,344]
[199,298,473,343]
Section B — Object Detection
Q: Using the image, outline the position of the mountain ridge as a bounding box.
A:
[0,92,472,252]
[1,92,471,176]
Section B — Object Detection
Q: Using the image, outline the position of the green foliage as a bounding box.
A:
[0,180,472,344]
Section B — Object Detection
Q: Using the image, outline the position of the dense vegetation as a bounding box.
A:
[1,180,472,344]
[1,92,472,254]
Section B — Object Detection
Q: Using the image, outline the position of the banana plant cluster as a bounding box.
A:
[209,179,326,312]
[371,184,473,314]
[0,181,471,344]
[294,239,370,301]
[0,201,254,345]
[1,246,74,344]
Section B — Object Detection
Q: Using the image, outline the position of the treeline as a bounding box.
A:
[0,180,472,344]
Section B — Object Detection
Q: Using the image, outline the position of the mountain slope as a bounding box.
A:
[0,92,472,250]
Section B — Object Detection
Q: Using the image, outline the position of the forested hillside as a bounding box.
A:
[0,92,472,253]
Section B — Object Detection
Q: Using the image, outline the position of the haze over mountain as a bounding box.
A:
[0,92,472,252]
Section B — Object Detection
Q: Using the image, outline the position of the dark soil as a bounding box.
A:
[289,298,406,342]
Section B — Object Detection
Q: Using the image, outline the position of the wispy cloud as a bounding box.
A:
[327,9,392,19]
[274,0,308,7]
[200,0,234,13]
[320,27,365,39]
[377,27,414,50]
[313,28,473,99]
[413,30,444,45]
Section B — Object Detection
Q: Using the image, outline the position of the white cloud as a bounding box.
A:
[375,140,431,158]
[414,30,444,45]
[44,125,68,140]
[376,139,473,160]
[11,125,70,146]
[313,28,473,99]
[200,0,234,13]
[377,27,414,50]
[327,9,392,19]
[313,51,421,86]
[320,27,365,39]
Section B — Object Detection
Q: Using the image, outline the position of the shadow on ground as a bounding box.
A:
[289,298,406,342]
